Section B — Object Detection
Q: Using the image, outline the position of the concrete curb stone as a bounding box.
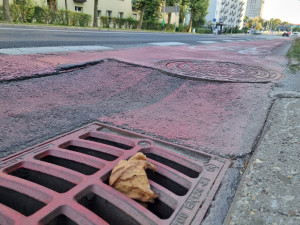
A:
[224,97,300,225]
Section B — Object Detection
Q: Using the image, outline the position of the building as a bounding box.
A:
[245,0,265,18]
[206,0,248,29]
[8,0,137,26]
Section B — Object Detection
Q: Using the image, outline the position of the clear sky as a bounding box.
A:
[262,0,300,24]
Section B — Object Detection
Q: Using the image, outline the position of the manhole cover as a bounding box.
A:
[155,60,283,83]
[0,123,230,225]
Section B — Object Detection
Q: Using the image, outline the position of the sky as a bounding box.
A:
[262,0,300,24]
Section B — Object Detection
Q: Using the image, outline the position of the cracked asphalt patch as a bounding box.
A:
[1,60,272,159]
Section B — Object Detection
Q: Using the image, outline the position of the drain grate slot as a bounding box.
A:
[144,153,200,178]
[78,193,139,225]
[146,170,188,196]
[63,145,118,161]
[46,214,78,225]
[0,186,46,216]
[85,136,132,150]
[147,199,174,219]
[9,168,76,193]
[40,155,99,175]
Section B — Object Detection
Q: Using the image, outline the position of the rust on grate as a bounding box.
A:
[0,123,230,225]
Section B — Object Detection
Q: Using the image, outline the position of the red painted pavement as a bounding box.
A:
[0,38,292,157]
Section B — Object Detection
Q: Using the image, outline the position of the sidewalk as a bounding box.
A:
[224,93,300,225]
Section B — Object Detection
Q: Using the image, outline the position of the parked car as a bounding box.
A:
[293,31,299,35]
[253,30,263,35]
[282,31,292,37]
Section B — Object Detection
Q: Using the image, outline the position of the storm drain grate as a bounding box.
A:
[0,123,230,225]
[155,59,283,83]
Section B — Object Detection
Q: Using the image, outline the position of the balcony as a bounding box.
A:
[73,0,86,3]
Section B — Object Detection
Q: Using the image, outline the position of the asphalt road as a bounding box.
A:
[0,24,267,49]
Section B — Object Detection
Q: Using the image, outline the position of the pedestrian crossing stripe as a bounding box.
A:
[148,42,188,46]
[197,41,218,44]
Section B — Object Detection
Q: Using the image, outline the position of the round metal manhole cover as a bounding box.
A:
[155,60,283,83]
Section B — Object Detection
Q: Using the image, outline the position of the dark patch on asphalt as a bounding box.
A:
[0,61,185,158]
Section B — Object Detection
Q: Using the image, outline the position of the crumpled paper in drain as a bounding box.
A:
[109,152,159,203]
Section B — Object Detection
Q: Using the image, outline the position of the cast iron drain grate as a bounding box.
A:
[0,123,230,225]
[155,59,283,83]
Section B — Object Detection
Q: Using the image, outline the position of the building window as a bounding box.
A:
[106,10,112,17]
[75,6,83,12]
[98,10,101,18]
[133,13,137,20]
[118,12,124,19]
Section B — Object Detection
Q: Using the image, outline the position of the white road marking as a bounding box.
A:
[222,40,235,42]
[0,46,112,55]
[197,41,218,44]
[148,42,188,46]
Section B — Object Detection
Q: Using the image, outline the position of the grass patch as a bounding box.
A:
[287,38,300,72]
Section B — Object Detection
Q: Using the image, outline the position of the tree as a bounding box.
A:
[93,0,98,27]
[3,0,11,22]
[65,0,69,25]
[187,0,209,32]
[166,0,180,30]
[191,0,209,28]
[133,0,162,29]
[133,0,147,29]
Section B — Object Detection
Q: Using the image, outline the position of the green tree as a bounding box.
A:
[133,0,163,29]
[165,0,180,30]
[143,0,162,22]
[191,0,209,28]
[133,0,147,29]
[187,0,209,32]
[3,0,11,21]
[93,0,98,27]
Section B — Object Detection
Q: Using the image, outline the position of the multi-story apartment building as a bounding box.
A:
[206,0,247,29]
[245,0,265,18]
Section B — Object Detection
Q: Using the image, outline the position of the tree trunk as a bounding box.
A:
[167,12,171,30]
[93,0,99,27]
[3,0,11,22]
[137,4,146,29]
[188,10,193,32]
[65,0,69,25]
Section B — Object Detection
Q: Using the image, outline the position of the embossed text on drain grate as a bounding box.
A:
[0,123,230,225]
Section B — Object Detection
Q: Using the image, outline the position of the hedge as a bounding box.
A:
[100,16,138,29]
[1,2,91,27]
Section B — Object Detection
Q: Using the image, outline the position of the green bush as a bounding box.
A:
[54,9,69,25]
[195,27,211,34]
[125,16,138,29]
[142,20,162,30]
[100,16,111,28]
[10,0,34,23]
[116,18,126,28]
[78,13,91,27]
[0,6,3,21]
[177,24,189,32]
[33,6,45,23]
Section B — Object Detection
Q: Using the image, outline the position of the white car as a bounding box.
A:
[293,31,299,35]
[253,30,263,35]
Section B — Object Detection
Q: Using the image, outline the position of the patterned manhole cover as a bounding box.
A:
[155,60,283,83]
[0,123,230,225]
